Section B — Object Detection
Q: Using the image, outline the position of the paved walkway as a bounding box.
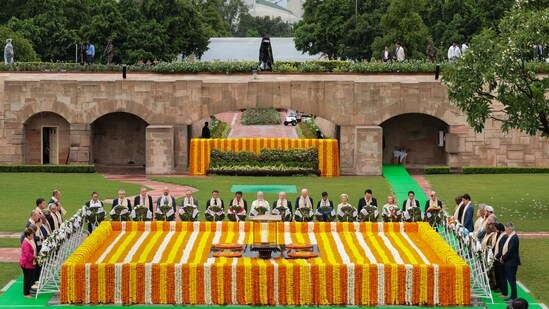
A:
[216,110,298,138]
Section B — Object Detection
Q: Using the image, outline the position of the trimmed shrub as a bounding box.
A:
[0,165,95,173]
[425,166,450,174]
[240,107,281,125]
[209,115,230,138]
[462,166,549,174]
[208,165,320,176]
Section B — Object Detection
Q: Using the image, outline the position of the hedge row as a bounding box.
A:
[210,148,318,167]
[5,60,549,74]
[424,166,549,174]
[0,165,96,173]
[424,166,451,174]
[462,166,549,174]
[240,107,281,125]
[208,167,320,176]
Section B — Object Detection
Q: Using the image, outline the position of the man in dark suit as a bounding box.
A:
[357,189,378,211]
[500,222,521,302]
[85,191,105,232]
[134,187,154,212]
[157,187,177,213]
[112,189,133,211]
[181,190,199,209]
[205,190,225,210]
[402,190,420,211]
[424,191,443,212]
[295,188,313,209]
[493,223,507,295]
[273,192,292,213]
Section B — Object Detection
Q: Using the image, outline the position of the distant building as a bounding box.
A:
[201,37,318,61]
[245,0,303,24]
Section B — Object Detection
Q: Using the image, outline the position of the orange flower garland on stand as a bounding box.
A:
[61,221,470,306]
[189,138,340,176]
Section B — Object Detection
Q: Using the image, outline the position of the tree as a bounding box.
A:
[294,0,355,60]
[0,25,40,62]
[219,0,250,35]
[442,1,549,136]
[371,0,431,60]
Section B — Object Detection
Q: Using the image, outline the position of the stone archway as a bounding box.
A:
[380,113,449,165]
[91,112,148,166]
[24,112,71,164]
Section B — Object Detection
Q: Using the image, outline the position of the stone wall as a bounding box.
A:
[1,73,549,175]
[314,116,336,138]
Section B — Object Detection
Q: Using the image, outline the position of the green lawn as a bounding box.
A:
[424,174,549,232]
[0,238,20,248]
[0,263,20,293]
[520,238,549,302]
[0,173,143,233]
[152,175,392,220]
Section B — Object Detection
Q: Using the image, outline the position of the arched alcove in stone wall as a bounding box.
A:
[380,113,449,165]
[24,112,70,164]
[91,112,148,166]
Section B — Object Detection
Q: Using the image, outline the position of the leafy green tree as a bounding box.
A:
[371,0,431,60]
[219,0,251,35]
[0,25,40,62]
[443,1,549,136]
[294,0,354,60]
[194,0,230,37]
[140,0,210,59]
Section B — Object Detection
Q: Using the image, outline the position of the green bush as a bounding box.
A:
[209,115,230,138]
[462,166,549,174]
[0,165,95,173]
[425,166,450,174]
[240,107,281,125]
[208,165,320,176]
[209,148,319,174]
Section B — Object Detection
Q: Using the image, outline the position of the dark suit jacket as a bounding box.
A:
[206,199,225,210]
[112,198,133,212]
[272,200,293,213]
[502,234,521,266]
[358,197,378,210]
[228,199,248,212]
[134,195,154,212]
[495,233,508,260]
[295,196,314,210]
[424,200,443,212]
[157,195,177,212]
[401,199,420,211]
[85,200,105,208]
[316,199,334,209]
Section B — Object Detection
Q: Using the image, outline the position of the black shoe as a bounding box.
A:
[492,288,501,293]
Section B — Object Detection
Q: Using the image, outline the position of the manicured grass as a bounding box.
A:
[0,173,143,233]
[0,238,20,248]
[151,175,392,220]
[519,238,548,303]
[0,263,21,294]
[424,174,549,232]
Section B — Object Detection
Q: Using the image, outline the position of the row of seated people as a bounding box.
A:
[101,188,444,223]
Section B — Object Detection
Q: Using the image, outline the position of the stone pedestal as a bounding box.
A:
[146,125,174,174]
[354,126,383,175]
[339,125,382,176]
[69,123,91,164]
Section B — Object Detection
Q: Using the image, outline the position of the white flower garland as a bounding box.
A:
[114,263,122,304]
[174,264,182,305]
[238,221,245,244]
[95,228,126,264]
[434,264,440,304]
[354,229,378,264]
[377,263,385,305]
[399,223,431,265]
[308,222,317,245]
[145,263,152,304]
[85,263,91,303]
[152,230,175,263]
[123,231,150,263]
[378,228,404,264]
[231,261,238,304]
[405,264,413,305]
[179,225,200,264]
[270,260,279,305]
[204,263,212,304]
[283,222,292,244]
[347,263,355,305]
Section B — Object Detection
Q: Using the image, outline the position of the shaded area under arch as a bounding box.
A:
[91,112,148,166]
[24,112,70,164]
[381,113,449,165]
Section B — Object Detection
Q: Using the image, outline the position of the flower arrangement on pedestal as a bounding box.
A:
[358,205,379,222]
[382,204,402,222]
[131,205,152,221]
[205,205,225,221]
[272,206,292,222]
[425,206,443,227]
[404,206,423,222]
[110,205,130,221]
[85,204,105,227]
[155,205,175,221]
[315,205,336,222]
[227,205,247,222]
[337,205,357,222]
[293,206,313,222]
[179,205,199,222]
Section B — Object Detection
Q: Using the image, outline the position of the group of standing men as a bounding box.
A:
[19,190,66,297]
[81,38,113,65]
[381,42,406,62]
